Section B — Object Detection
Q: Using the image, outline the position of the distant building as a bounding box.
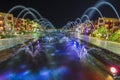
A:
[0,12,42,35]
[97,17,120,32]
[0,12,14,33]
[0,14,4,32]
[14,18,27,32]
[93,20,98,29]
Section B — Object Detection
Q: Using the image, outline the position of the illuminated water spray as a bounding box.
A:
[38,18,56,31]
[81,14,94,27]
[25,41,43,58]
[62,21,70,31]
[77,45,87,60]
[26,7,42,18]
[17,7,43,19]
[4,5,26,34]
[68,41,88,60]
[62,16,83,32]
[75,18,81,25]
[62,21,75,30]
[7,5,26,15]
[4,5,43,40]
[64,21,71,29]
[61,25,67,32]
[34,18,57,43]
[82,6,104,18]
[89,1,120,21]
[22,11,37,19]
[34,19,51,32]
[81,14,90,22]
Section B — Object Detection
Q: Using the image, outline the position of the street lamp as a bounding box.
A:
[110,67,117,74]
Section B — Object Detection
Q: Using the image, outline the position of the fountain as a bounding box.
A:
[89,1,120,21]
[77,45,87,60]
[81,14,94,28]
[62,21,75,30]
[26,7,42,19]
[4,5,43,38]
[66,40,88,61]
[3,5,27,38]
[74,18,81,26]
[82,7,104,18]
[4,5,27,27]
[22,11,37,19]
[75,18,81,24]
[39,18,55,29]
[24,41,44,59]
[81,14,90,22]
[17,7,43,19]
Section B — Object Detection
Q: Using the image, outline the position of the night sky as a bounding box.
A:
[0,0,120,28]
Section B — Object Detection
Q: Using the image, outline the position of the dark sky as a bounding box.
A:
[0,0,120,28]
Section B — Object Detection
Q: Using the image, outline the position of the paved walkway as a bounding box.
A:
[0,34,33,51]
[77,35,120,56]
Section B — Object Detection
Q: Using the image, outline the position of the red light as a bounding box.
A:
[110,67,117,74]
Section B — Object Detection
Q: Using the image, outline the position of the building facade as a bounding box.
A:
[0,12,14,33]
[97,17,120,32]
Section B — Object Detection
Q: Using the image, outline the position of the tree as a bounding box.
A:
[109,29,120,42]
[92,26,108,39]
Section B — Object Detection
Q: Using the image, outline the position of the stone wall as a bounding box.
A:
[0,34,33,51]
[76,34,120,55]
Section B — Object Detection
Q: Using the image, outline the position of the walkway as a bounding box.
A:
[77,35,120,55]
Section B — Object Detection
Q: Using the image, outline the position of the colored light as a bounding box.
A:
[74,44,76,47]
[110,67,117,74]
[73,41,79,48]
